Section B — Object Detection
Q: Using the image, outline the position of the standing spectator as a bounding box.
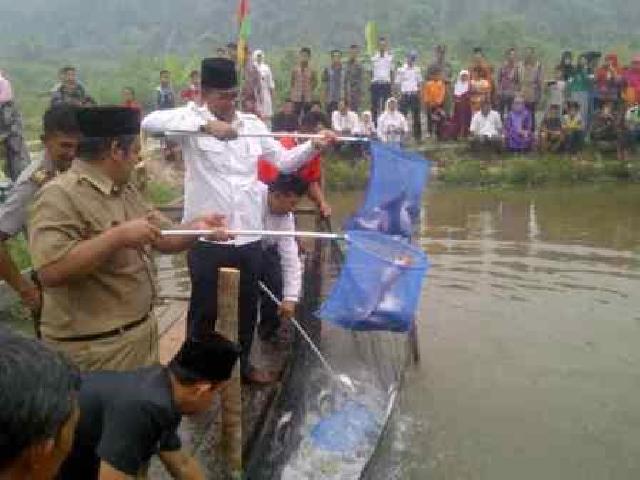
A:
[121,87,141,112]
[452,70,472,139]
[469,100,503,152]
[370,36,394,125]
[547,66,568,110]
[497,47,520,120]
[622,55,640,107]
[322,49,344,116]
[0,70,29,180]
[422,66,446,139]
[519,47,543,131]
[241,45,263,116]
[469,47,495,107]
[470,65,492,114]
[558,51,575,82]
[426,44,453,111]
[331,100,359,135]
[344,44,364,113]
[562,100,585,160]
[397,51,423,143]
[272,98,299,132]
[253,50,275,126]
[595,53,623,108]
[377,97,408,144]
[50,66,88,108]
[180,70,201,105]
[504,95,533,152]
[567,55,593,130]
[539,104,565,152]
[156,70,176,110]
[290,47,318,118]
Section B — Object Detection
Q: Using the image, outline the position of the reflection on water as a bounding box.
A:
[328,184,640,480]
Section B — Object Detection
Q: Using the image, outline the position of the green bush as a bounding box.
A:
[145,181,180,206]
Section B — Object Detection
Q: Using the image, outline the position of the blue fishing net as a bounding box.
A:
[344,141,430,239]
[316,230,429,332]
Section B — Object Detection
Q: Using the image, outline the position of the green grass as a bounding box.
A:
[324,152,370,191]
[7,233,31,270]
[434,149,640,188]
[144,180,181,206]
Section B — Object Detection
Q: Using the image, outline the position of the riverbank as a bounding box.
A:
[325,143,640,189]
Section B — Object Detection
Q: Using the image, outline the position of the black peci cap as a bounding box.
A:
[201,57,238,90]
[76,106,140,138]
[170,332,241,383]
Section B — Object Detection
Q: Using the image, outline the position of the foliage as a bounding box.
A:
[324,153,371,191]
[144,180,181,207]
[7,234,31,270]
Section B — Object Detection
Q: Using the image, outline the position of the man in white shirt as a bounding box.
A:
[258,174,305,343]
[331,100,360,135]
[141,58,335,384]
[370,36,394,126]
[470,100,503,152]
[396,51,423,143]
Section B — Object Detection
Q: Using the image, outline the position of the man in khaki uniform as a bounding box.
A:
[29,106,227,371]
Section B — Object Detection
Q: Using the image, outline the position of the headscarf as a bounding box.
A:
[384,97,399,114]
[253,49,264,65]
[454,70,470,96]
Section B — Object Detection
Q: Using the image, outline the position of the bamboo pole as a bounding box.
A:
[216,268,242,475]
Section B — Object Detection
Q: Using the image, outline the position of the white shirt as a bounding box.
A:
[377,111,409,143]
[260,184,302,302]
[331,110,360,133]
[470,110,503,138]
[371,52,394,83]
[141,103,315,245]
[396,64,422,94]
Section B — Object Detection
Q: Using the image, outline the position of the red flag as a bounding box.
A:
[237,0,249,25]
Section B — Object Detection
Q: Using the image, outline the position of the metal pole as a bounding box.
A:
[165,130,368,143]
[160,229,346,241]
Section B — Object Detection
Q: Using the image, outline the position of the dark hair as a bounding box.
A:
[301,111,329,130]
[300,47,311,55]
[43,105,81,137]
[190,70,199,77]
[473,47,483,54]
[0,334,80,469]
[283,97,293,104]
[122,86,135,96]
[79,135,138,159]
[60,66,76,75]
[379,36,387,41]
[160,70,170,76]
[268,174,309,196]
[350,44,359,49]
[226,42,237,49]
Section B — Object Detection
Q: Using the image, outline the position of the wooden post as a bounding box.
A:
[216,268,242,475]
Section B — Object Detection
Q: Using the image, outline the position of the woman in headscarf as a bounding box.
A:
[253,49,275,126]
[358,110,376,138]
[377,97,409,144]
[452,70,472,138]
[504,94,533,152]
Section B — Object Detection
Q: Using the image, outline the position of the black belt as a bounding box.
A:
[51,314,150,343]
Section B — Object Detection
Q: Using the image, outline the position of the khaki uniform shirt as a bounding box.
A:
[29,159,160,340]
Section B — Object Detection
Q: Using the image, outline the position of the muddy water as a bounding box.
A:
[326,184,640,480]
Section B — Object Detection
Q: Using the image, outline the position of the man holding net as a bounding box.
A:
[141,57,335,384]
